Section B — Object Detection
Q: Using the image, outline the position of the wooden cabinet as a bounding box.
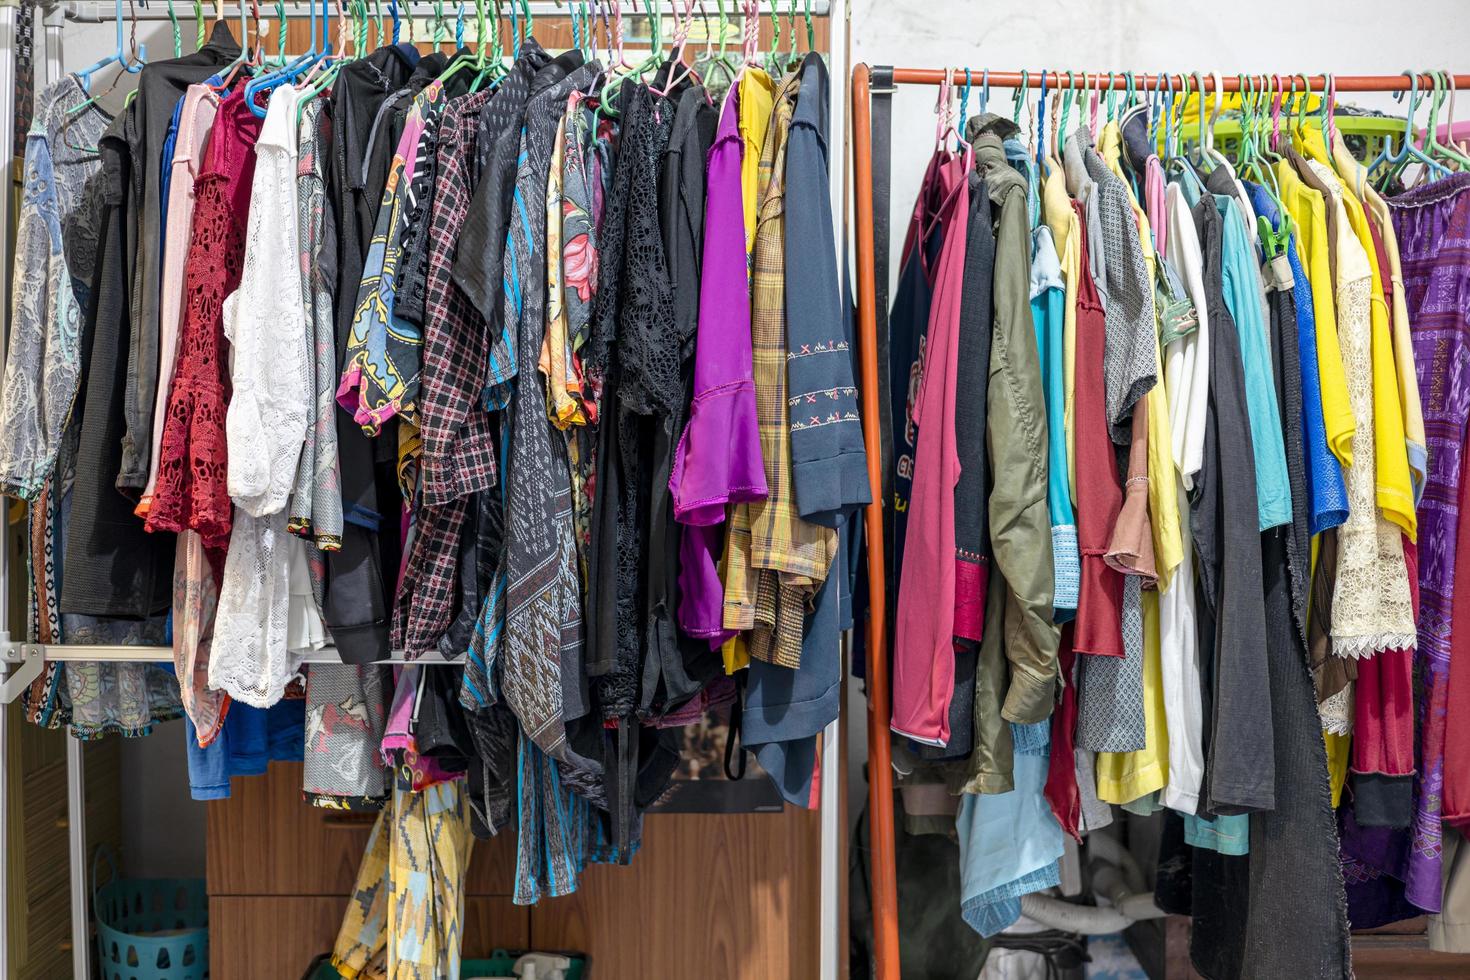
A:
[206,762,821,980]
[3,718,122,980]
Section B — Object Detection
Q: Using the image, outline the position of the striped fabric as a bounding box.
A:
[332,778,473,980]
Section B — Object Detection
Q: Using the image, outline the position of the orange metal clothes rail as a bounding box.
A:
[848,63,1470,980]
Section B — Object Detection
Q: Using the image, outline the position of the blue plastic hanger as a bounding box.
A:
[74,0,147,93]
[244,0,331,118]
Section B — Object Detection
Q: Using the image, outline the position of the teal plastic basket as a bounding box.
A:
[93,848,209,980]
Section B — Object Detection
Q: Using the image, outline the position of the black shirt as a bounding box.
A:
[118,21,242,493]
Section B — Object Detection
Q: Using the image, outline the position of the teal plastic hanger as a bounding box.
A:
[1011,68,1028,128]
[1372,72,1447,189]
[1057,69,1074,145]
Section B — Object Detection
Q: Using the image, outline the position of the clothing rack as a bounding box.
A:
[57,0,831,15]
[0,5,850,976]
[849,62,1470,980]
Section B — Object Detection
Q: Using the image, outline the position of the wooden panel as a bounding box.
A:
[1352,934,1470,977]
[206,760,517,896]
[209,895,530,980]
[530,809,821,980]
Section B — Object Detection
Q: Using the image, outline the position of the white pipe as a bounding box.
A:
[0,6,19,977]
[68,735,90,980]
[59,0,832,21]
[1019,893,1134,935]
[1085,832,1147,895]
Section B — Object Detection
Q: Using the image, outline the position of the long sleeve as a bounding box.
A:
[140,86,218,513]
[0,139,70,500]
[211,85,308,709]
[223,86,310,518]
[0,81,107,501]
[990,181,1061,724]
[783,55,869,527]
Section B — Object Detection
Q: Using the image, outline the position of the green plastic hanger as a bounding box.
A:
[166,0,182,57]
[694,0,739,93]
[1057,69,1074,146]
[1011,68,1028,128]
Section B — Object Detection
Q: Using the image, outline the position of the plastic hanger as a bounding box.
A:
[1087,71,1100,138]
[244,0,330,117]
[694,0,738,93]
[1034,69,1050,175]
[389,0,400,44]
[166,0,183,57]
[204,0,253,90]
[653,0,708,98]
[1423,70,1470,170]
[74,0,147,94]
[469,0,503,90]
[1374,72,1448,189]
[194,0,206,48]
[1057,69,1074,147]
[296,0,353,114]
[1010,68,1028,128]
[956,68,972,139]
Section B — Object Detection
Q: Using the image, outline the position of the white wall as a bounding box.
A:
[850,0,1470,289]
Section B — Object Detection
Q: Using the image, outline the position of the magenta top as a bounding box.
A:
[891,154,970,746]
[672,85,767,640]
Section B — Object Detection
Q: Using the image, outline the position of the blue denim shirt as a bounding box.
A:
[1245,182,1348,534]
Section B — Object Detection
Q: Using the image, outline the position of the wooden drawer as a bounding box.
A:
[208,895,530,980]
[207,761,518,897]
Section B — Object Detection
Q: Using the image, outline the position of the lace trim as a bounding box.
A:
[1319,683,1353,737]
[1326,270,1416,657]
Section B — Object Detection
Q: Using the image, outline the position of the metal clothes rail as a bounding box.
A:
[0,4,848,977]
[848,62,1470,980]
[56,0,830,21]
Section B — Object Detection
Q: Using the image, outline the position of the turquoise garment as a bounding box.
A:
[956,722,1065,937]
[1245,182,1348,534]
[1184,812,1250,856]
[1003,135,1042,229]
[1030,227,1079,618]
[1215,195,1292,530]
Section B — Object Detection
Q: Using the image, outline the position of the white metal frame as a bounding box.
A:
[0,6,18,975]
[0,3,848,976]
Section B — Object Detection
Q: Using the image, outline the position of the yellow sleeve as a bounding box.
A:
[1281,165,1356,468]
[1338,190,1416,538]
[1371,194,1428,498]
[738,71,776,252]
[1325,731,1351,808]
[1043,172,1080,506]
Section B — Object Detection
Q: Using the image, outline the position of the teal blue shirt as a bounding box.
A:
[1216,195,1293,530]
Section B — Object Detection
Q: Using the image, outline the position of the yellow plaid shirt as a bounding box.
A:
[723,70,838,669]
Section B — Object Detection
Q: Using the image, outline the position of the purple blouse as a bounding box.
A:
[671,85,767,639]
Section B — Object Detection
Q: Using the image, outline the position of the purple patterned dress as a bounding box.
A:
[1389,171,1470,912]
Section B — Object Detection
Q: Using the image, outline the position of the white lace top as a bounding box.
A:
[211,85,314,707]
[1308,161,1416,660]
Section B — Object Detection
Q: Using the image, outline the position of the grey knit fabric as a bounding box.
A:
[1076,573,1147,752]
[1080,131,1158,444]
